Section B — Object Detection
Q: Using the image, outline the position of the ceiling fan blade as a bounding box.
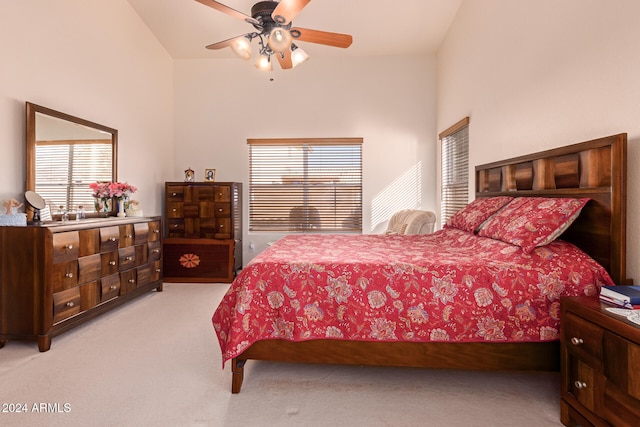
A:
[290,27,353,48]
[206,35,246,50]
[194,0,259,25]
[272,0,311,25]
[276,50,293,69]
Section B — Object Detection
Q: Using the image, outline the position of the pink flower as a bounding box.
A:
[89,181,137,199]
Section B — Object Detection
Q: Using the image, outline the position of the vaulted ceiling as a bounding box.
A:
[127,0,462,59]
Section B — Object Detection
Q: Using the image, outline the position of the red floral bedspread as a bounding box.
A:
[212,229,613,364]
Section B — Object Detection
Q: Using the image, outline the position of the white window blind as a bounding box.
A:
[35,140,113,211]
[248,138,363,232]
[440,118,470,227]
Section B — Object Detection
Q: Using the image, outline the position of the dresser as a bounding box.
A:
[163,182,242,282]
[560,296,640,426]
[0,217,163,352]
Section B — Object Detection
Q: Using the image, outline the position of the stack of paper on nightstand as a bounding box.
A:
[600,285,640,309]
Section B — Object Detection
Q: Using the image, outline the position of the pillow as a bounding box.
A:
[444,196,514,233]
[477,197,589,253]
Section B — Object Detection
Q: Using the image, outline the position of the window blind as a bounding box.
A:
[35,140,113,211]
[248,138,363,232]
[440,118,470,227]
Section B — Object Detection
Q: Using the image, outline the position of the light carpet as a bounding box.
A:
[0,283,562,426]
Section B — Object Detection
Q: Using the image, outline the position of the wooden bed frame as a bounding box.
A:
[229,133,628,393]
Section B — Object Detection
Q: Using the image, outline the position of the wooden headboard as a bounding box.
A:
[475,133,628,285]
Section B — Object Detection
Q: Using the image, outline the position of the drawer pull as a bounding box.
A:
[125,234,133,239]
[65,244,73,250]
[218,208,223,212]
[128,279,135,283]
[172,208,177,212]
[156,268,161,273]
[570,337,584,346]
[66,301,75,307]
[109,261,116,266]
[125,256,133,261]
[172,192,177,196]
[110,285,117,290]
[574,380,588,390]
[173,224,178,228]
[110,237,117,242]
[219,225,224,228]
[153,229,160,234]
[65,273,74,278]
[153,249,161,254]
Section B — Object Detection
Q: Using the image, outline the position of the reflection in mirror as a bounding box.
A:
[26,102,117,218]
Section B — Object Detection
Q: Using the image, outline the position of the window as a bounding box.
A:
[440,117,470,227]
[248,138,363,232]
[35,140,113,211]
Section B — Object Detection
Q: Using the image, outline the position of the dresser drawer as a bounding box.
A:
[167,202,183,218]
[214,202,230,217]
[134,222,149,245]
[53,287,81,323]
[101,251,119,275]
[119,224,135,248]
[148,240,162,261]
[120,269,137,295]
[215,218,232,239]
[166,185,185,201]
[100,273,120,301]
[77,254,102,284]
[167,219,185,234]
[564,312,603,368]
[119,246,136,270]
[52,260,78,293]
[99,226,120,252]
[148,221,161,241]
[52,231,79,263]
[214,185,230,202]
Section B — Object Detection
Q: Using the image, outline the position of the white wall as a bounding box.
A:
[174,55,438,262]
[0,0,173,216]
[437,0,640,280]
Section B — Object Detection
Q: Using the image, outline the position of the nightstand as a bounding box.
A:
[560,296,640,426]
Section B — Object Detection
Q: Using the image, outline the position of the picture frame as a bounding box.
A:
[184,167,195,182]
[204,168,216,182]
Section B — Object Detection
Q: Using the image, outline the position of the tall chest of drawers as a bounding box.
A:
[0,217,163,352]
[560,296,640,426]
[163,182,242,283]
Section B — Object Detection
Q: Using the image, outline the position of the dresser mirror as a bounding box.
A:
[26,102,118,218]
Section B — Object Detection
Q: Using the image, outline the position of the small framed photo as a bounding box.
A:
[184,167,195,182]
[204,168,216,182]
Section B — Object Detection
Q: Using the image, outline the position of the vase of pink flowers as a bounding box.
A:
[89,181,137,217]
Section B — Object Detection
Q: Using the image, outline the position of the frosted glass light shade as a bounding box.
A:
[231,37,252,60]
[255,53,272,71]
[291,45,310,68]
[267,28,292,53]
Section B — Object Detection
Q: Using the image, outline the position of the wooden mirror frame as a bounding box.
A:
[25,102,118,218]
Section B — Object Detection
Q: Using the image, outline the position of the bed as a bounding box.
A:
[213,133,628,393]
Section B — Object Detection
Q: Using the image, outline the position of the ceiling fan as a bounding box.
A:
[195,0,353,70]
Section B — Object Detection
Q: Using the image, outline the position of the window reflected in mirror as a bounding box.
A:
[26,102,117,217]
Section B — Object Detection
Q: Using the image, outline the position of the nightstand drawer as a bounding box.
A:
[564,312,603,368]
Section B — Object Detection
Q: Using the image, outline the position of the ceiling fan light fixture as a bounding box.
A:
[291,44,309,68]
[230,36,252,60]
[255,53,272,71]
[267,28,292,53]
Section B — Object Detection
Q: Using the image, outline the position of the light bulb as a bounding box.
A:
[267,28,292,53]
[231,37,252,60]
[291,45,310,68]
[255,53,272,71]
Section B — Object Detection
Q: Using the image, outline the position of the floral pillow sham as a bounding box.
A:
[444,196,513,233]
[477,197,590,253]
